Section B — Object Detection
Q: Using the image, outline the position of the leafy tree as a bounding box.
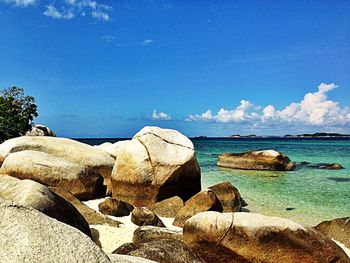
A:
[0,87,38,142]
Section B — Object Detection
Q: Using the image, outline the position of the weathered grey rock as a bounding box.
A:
[113,238,203,263]
[131,207,165,227]
[183,211,350,263]
[208,181,244,212]
[50,187,121,227]
[1,150,103,200]
[173,189,223,227]
[217,150,295,171]
[133,226,183,243]
[0,174,91,236]
[0,136,116,194]
[149,196,184,217]
[99,197,134,217]
[111,126,201,207]
[95,140,130,158]
[315,217,350,248]
[25,124,56,137]
[0,198,112,263]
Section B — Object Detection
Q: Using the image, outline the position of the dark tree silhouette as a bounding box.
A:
[0,87,38,142]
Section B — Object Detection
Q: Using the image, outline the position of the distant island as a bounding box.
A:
[192,133,350,139]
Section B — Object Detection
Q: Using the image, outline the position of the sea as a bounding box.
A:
[78,137,350,226]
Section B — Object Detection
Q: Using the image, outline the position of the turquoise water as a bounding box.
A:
[194,138,350,226]
[80,138,350,226]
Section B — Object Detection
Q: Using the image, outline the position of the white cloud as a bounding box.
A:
[152,110,171,121]
[186,83,350,129]
[142,39,154,46]
[44,5,74,19]
[186,110,213,121]
[1,0,36,7]
[2,0,112,21]
[101,35,115,42]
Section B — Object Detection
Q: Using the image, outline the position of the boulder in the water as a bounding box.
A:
[217,150,295,171]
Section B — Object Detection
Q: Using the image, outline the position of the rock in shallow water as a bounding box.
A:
[217,149,295,171]
[183,211,350,263]
[208,181,244,212]
[111,126,201,207]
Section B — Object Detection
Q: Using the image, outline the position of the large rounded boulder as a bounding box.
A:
[0,136,115,194]
[0,174,91,236]
[0,198,111,263]
[217,150,295,171]
[111,126,201,207]
[1,150,103,199]
[183,211,349,263]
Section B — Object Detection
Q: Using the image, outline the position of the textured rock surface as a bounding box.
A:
[315,217,350,248]
[99,197,134,217]
[217,150,295,171]
[133,226,183,243]
[131,207,165,227]
[50,187,121,227]
[208,181,243,212]
[114,238,203,263]
[0,198,112,263]
[95,140,130,158]
[173,189,223,227]
[108,254,157,263]
[1,150,103,199]
[111,126,201,207]
[183,211,350,263]
[25,124,56,137]
[149,196,184,217]
[0,136,115,194]
[0,174,91,236]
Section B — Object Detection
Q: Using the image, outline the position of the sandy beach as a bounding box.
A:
[84,198,182,253]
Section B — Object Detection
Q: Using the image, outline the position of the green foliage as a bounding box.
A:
[0,87,38,142]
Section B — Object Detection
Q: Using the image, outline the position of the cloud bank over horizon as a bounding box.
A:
[186,83,350,132]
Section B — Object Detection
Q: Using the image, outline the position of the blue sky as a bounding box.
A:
[1,0,350,137]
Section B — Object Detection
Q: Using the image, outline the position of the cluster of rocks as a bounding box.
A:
[0,125,349,262]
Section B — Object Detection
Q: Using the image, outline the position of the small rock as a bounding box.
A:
[285,207,295,211]
[131,207,165,227]
[133,226,183,243]
[148,196,184,217]
[209,181,244,212]
[324,163,344,170]
[173,189,223,227]
[99,197,134,217]
[113,238,203,263]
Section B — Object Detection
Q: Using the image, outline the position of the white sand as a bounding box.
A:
[83,198,181,253]
[83,199,350,259]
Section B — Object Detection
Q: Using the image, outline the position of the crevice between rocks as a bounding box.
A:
[137,138,156,182]
[134,132,194,151]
